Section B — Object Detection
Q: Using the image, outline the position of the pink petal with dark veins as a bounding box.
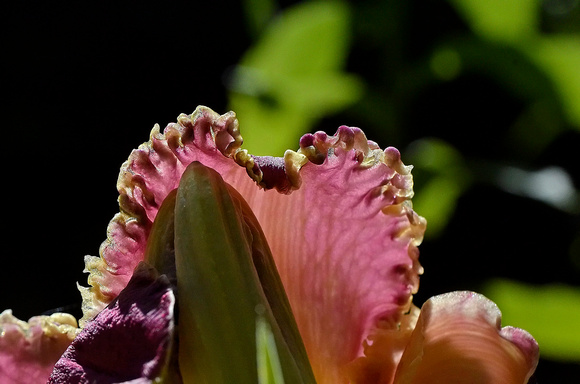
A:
[251,134,425,383]
[80,106,425,382]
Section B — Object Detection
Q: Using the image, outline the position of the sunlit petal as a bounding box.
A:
[393,291,539,384]
[252,131,425,383]
[345,304,420,384]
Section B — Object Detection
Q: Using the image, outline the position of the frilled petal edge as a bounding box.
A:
[257,132,426,384]
[393,291,539,384]
[0,310,78,384]
[78,106,426,384]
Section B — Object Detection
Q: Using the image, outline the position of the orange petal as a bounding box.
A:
[345,305,420,384]
[393,291,539,384]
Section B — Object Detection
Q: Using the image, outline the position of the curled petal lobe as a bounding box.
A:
[346,305,420,384]
[393,291,539,384]
[0,311,78,384]
[80,106,425,382]
[50,262,175,383]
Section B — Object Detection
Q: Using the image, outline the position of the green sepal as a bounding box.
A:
[144,189,178,283]
[142,190,182,383]
[174,161,316,384]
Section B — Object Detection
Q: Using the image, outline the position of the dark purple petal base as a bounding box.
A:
[49,263,175,384]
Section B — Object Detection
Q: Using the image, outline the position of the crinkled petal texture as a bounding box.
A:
[80,106,426,383]
[0,311,78,383]
[50,262,175,383]
[392,291,539,384]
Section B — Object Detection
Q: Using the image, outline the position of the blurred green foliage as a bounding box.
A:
[228,0,363,155]
[228,0,580,379]
[449,0,539,43]
[405,138,472,238]
[452,0,580,127]
[530,36,580,126]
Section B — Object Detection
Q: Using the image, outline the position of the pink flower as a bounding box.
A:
[0,106,538,383]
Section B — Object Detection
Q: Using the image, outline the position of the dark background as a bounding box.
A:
[2,1,580,382]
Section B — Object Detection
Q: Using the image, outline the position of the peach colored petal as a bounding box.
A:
[393,291,539,384]
[50,262,175,383]
[79,106,426,383]
[0,310,78,384]
[257,133,425,383]
[345,305,420,384]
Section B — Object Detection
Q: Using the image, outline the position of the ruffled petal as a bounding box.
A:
[0,310,78,384]
[50,262,175,383]
[393,291,539,384]
[80,107,253,325]
[80,106,426,383]
[253,131,425,383]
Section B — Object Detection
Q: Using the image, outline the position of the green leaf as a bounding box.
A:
[484,279,580,361]
[525,36,580,127]
[242,0,276,37]
[242,1,351,76]
[405,139,471,238]
[448,0,539,43]
[449,1,580,128]
[229,0,363,155]
[412,176,463,239]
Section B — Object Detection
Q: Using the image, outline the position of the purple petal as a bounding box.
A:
[51,262,175,383]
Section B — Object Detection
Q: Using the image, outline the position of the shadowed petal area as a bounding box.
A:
[80,106,426,383]
[50,262,175,383]
[0,311,78,384]
[393,291,539,384]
